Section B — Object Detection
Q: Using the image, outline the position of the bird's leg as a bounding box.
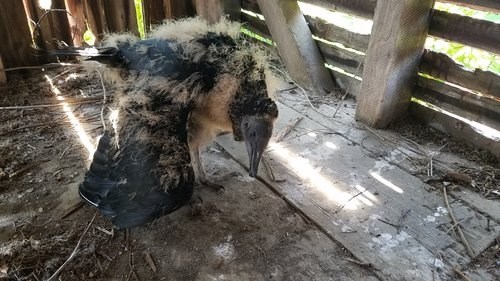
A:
[189,142,225,191]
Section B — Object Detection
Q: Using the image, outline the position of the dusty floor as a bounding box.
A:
[0,70,381,280]
[0,68,498,280]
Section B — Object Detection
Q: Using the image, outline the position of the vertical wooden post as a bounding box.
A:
[83,0,107,41]
[24,0,72,50]
[0,54,7,83]
[256,0,335,95]
[143,0,195,31]
[355,0,435,127]
[65,0,86,46]
[0,0,37,68]
[103,0,139,35]
[195,0,240,24]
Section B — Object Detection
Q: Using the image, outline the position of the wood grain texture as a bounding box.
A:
[256,0,334,94]
[356,0,434,128]
[0,1,38,68]
[420,50,500,98]
[103,0,139,35]
[83,0,107,41]
[196,0,240,24]
[417,76,500,120]
[65,0,86,46]
[0,54,6,82]
[429,10,500,54]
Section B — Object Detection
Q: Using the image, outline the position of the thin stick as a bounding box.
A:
[443,187,475,257]
[59,144,72,159]
[143,252,157,273]
[274,117,303,143]
[0,63,76,72]
[446,216,471,234]
[453,267,471,281]
[46,211,98,281]
[333,63,362,118]
[0,98,102,110]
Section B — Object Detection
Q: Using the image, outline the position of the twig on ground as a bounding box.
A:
[59,201,84,220]
[397,209,411,233]
[274,117,303,143]
[377,218,400,229]
[46,211,97,281]
[143,252,157,273]
[443,187,474,257]
[59,144,72,159]
[0,63,76,72]
[256,246,267,263]
[453,267,471,281]
[445,216,472,234]
[262,156,285,183]
[0,97,102,110]
[9,162,41,179]
[333,63,362,118]
[343,257,374,269]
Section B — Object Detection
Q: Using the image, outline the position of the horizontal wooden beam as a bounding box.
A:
[304,15,369,51]
[416,76,500,120]
[440,0,500,13]
[410,98,500,158]
[429,10,500,54]
[317,41,364,74]
[420,50,500,98]
[301,0,376,19]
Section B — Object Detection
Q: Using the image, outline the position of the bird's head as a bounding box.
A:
[231,95,278,178]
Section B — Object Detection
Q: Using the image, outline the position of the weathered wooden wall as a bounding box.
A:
[241,0,500,156]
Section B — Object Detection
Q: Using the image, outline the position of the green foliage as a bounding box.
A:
[428,3,499,74]
[83,29,96,46]
[134,0,146,39]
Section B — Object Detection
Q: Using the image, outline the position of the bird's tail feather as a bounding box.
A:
[79,132,116,207]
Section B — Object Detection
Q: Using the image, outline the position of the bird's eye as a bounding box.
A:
[244,122,249,128]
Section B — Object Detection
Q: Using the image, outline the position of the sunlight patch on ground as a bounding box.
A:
[369,172,404,194]
[269,142,373,210]
[44,75,96,158]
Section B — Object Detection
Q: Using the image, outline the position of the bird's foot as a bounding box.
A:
[197,171,242,192]
[188,196,203,217]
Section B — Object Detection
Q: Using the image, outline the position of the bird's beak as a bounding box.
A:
[241,116,273,178]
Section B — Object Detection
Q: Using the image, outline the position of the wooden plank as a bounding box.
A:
[24,0,72,51]
[451,189,500,223]
[242,1,370,52]
[256,0,334,95]
[103,0,139,35]
[304,15,369,52]
[420,50,500,98]
[328,69,361,97]
[410,99,500,157]
[144,0,195,29]
[356,0,434,128]
[440,0,500,13]
[417,76,500,119]
[0,1,38,68]
[288,0,376,19]
[65,0,86,46]
[195,0,240,24]
[429,10,500,54]
[318,41,364,74]
[217,102,500,280]
[413,85,500,134]
[241,13,365,76]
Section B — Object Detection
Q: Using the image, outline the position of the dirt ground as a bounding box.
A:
[0,69,383,280]
[1,67,498,280]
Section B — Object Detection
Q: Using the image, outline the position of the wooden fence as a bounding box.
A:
[240,0,500,156]
[0,0,498,155]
